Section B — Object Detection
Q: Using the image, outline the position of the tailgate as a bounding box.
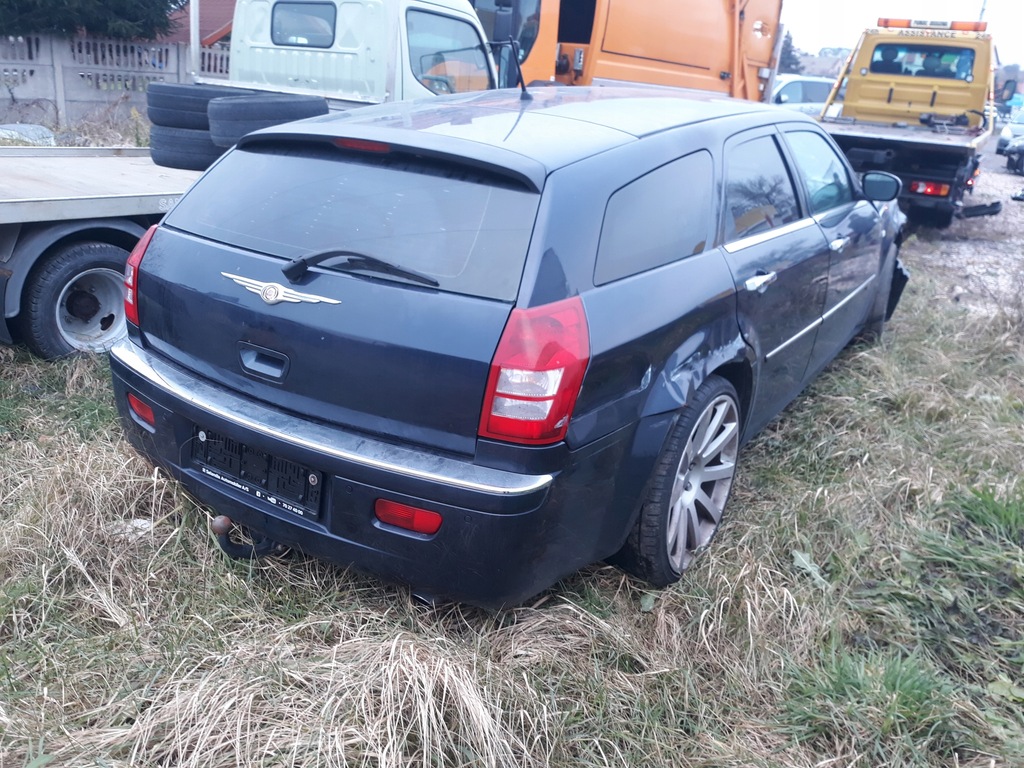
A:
[138,229,513,455]
[138,141,542,456]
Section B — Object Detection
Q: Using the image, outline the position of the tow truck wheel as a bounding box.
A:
[17,242,130,360]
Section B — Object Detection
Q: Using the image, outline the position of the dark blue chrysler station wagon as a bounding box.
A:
[110,87,906,608]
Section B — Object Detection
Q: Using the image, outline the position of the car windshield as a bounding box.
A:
[165,143,540,301]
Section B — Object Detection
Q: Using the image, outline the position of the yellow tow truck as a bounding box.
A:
[819,18,999,227]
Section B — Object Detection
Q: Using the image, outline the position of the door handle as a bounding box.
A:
[829,236,850,253]
[744,271,777,293]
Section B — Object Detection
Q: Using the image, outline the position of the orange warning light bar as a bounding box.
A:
[877,19,987,32]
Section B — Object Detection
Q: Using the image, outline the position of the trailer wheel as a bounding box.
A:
[150,125,224,171]
[17,242,130,360]
[147,82,253,130]
[208,94,329,147]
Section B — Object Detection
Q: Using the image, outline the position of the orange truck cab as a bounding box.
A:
[472,0,782,101]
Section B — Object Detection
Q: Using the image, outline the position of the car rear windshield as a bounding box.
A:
[164,143,541,301]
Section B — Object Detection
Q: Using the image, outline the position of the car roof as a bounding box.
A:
[239,86,810,191]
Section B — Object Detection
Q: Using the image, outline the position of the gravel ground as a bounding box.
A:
[902,135,1024,314]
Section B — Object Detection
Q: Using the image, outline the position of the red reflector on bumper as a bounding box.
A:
[375,499,442,535]
[127,393,155,427]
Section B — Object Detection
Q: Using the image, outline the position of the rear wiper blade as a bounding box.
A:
[282,248,439,287]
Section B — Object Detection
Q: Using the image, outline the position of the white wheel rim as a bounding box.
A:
[665,393,740,572]
[54,267,127,352]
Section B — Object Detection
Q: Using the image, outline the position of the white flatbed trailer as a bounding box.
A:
[0,146,200,358]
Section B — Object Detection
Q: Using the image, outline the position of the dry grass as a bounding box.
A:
[1,248,1022,767]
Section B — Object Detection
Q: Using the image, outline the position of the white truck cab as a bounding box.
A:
[225,0,496,104]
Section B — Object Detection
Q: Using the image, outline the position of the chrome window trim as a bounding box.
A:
[111,340,553,497]
[723,218,816,254]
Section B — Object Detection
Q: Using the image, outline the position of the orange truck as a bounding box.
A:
[472,0,783,101]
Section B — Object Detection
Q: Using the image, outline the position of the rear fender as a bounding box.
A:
[639,325,754,424]
[602,326,754,552]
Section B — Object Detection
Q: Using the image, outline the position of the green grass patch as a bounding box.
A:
[2,246,1023,766]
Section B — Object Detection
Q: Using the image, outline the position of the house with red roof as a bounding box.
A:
[162,0,235,46]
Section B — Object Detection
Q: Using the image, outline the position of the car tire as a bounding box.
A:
[146,82,253,130]
[16,242,130,360]
[208,94,330,148]
[150,125,225,171]
[616,375,741,587]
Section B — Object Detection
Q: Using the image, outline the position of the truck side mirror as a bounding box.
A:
[493,7,513,43]
[1001,80,1018,102]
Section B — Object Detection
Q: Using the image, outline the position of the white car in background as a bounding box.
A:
[772,74,842,117]
[997,110,1024,154]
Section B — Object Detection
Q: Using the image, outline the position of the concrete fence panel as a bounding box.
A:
[0,34,228,127]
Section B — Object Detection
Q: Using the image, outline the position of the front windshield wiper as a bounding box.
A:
[281,248,439,287]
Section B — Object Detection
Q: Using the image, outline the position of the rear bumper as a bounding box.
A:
[109,339,642,607]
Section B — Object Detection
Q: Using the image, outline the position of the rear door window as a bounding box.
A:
[722,135,800,242]
[165,144,539,301]
[594,151,713,285]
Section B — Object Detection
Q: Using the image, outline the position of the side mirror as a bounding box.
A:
[1001,79,1018,102]
[862,171,901,202]
[492,7,513,43]
[775,93,788,104]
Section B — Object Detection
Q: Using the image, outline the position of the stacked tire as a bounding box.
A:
[147,82,248,171]
[208,94,329,148]
[147,83,329,171]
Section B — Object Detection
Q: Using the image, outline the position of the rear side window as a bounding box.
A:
[407,10,493,94]
[272,1,336,48]
[594,152,713,285]
[165,144,539,301]
[723,135,799,242]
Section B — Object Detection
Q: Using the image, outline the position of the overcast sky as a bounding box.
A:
[779,0,1024,66]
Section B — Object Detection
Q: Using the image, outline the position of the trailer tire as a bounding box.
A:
[146,82,253,130]
[208,94,329,147]
[150,125,225,171]
[17,242,130,360]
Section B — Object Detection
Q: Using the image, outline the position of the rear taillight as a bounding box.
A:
[908,181,950,197]
[478,296,589,445]
[124,224,157,326]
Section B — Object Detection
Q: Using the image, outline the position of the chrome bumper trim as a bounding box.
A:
[110,339,553,497]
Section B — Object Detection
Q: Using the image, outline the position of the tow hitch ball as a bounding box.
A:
[211,515,287,559]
